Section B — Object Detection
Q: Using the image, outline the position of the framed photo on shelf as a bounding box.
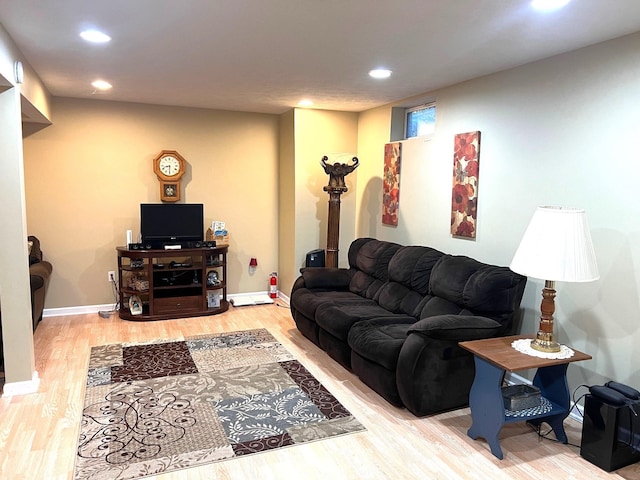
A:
[129,295,143,315]
[207,291,220,308]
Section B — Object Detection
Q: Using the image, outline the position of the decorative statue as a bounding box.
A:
[320,155,360,268]
[321,156,359,190]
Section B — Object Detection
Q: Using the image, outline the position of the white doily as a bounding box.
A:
[511,338,574,359]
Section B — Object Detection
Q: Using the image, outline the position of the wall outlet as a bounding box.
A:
[108,271,116,282]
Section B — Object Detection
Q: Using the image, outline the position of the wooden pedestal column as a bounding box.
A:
[324,186,347,268]
[320,155,359,269]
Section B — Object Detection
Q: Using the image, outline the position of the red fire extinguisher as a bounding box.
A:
[269,272,278,299]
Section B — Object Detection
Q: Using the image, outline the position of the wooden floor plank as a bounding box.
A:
[1,303,638,479]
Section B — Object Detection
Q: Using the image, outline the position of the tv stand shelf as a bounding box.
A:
[116,245,229,321]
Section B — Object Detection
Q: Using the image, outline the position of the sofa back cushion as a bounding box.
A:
[421,254,526,332]
[348,239,401,300]
[376,246,444,316]
[344,239,526,330]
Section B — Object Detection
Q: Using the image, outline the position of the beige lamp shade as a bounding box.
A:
[510,206,599,353]
[510,206,599,283]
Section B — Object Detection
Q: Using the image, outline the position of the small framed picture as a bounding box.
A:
[129,295,143,315]
[207,291,220,308]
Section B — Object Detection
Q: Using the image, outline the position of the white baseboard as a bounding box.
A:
[228,291,289,306]
[42,291,290,318]
[2,371,40,397]
[276,291,290,306]
[43,303,116,317]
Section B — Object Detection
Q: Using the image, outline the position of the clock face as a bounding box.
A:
[159,156,181,177]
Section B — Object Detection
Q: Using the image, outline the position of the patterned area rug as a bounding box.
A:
[74,328,365,480]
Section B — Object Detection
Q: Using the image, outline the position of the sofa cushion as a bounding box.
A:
[348,243,443,317]
[408,314,503,341]
[348,240,401,300]
[416,295,472,318]
[376,282,423,316]
[352,239,401,279]
[429,255,483,305]
[300,267,351,290]
[426,255,526,328]
[349,271,387,301]
[348,319,414,371]
[462,267,527,320]
[291,288,365,321]
[315,301,412,342]
[388,246,444,295]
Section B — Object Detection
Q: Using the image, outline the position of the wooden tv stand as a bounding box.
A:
[116,245,229,321]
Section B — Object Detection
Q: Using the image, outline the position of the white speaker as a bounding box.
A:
[126,230,133,246]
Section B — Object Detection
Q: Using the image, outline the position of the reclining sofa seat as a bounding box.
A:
[290,238,527,417]
[0,236,53,371]
[291,238,405,365]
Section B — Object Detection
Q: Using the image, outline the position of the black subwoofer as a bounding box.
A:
[305,249,325,267]
[580,394,640,471]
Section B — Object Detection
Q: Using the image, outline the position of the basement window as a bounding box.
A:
[405,103,436,139]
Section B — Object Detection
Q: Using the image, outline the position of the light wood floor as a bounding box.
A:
[1,303,638,480]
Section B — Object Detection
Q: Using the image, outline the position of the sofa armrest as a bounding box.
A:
[30,260,53,294]
[300,267,351,290]
[408,314,503,342]
[397,314,502,416]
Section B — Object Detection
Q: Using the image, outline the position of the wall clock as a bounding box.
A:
[153,150,186,202]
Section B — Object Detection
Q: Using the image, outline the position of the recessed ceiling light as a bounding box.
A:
[369,69,392,79]
[531,0,570,11]
[298,99,314,107]
[91,80,112,90]
[80,29,111,43]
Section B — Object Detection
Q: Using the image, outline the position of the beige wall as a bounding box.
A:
[23,98,280,309]
[355,105,392,237]
[293,109,359,273]
[21,99,358,311]
[355,32,640,389]
[276,108,359,297]
[278,110,296,297]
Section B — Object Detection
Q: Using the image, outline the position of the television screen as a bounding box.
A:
[140,203,204,247]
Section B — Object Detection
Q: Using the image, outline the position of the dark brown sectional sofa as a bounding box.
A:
[290,238,526,416]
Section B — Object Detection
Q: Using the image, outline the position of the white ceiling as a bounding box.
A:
[1,0,640,114]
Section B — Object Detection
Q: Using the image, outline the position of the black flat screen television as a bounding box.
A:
[140,203,204,248]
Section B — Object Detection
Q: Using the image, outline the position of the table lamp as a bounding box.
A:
[510,206,599,352]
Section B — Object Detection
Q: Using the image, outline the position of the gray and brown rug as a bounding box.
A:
[74,328,365,480]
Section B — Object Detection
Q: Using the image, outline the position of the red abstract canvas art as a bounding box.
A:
[382,142,402,226]
[451,131,481,238]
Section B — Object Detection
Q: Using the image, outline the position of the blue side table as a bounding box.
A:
[459,335,591,459]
